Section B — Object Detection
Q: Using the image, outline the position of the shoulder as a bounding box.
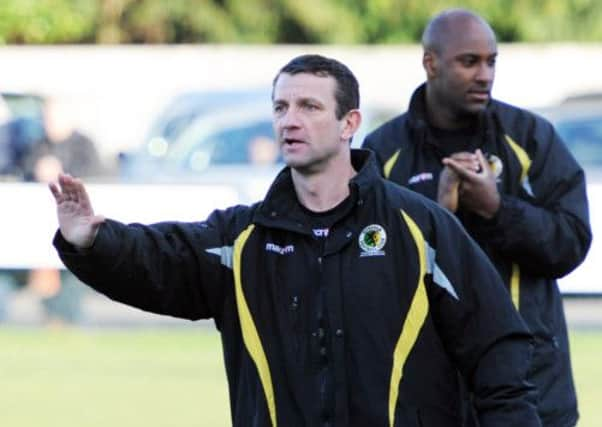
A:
[363,113,408,150]
[205,203,257,238]
[362,113,410,168]
[491,99,558,146]
[378,178,462,237]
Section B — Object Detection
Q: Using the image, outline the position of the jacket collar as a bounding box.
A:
[406,83,498,154]
[254,149,380,232]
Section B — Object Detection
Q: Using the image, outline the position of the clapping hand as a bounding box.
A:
[441,149,501,219]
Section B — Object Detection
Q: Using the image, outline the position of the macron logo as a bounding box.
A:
[266,243,295,255]
[408,172,433,185]
[313,228,329,238]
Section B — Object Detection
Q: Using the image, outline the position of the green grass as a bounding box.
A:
[0,327,230,427]
[571,330,602,427]
[0,328,599,426]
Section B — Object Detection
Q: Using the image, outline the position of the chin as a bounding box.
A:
[283,156,307,169]
[463,103,488,115]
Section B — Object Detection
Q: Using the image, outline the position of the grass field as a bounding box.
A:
[1,327,600,426]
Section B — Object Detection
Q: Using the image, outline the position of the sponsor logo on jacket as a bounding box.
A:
[408,172,433,185]
[265,243,295,255]
[313,228,329,238]
[486,153,503,181]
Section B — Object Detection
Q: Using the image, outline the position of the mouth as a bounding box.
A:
[282,138,305,146]
[467,90,490,103]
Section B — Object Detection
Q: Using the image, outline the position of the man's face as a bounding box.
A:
[272,72,350,172]
[428,20,497,117]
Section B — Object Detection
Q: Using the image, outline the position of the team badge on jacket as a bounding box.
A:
[359,224,387,257]
[486,153,503,180]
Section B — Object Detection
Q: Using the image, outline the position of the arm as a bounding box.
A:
[423,209,540,426]
[445,134,591,278]
[50,173,235,321]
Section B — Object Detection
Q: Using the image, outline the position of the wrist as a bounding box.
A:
[480,192,501,219]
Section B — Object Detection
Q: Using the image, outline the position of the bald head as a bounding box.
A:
[420,9,498,128]
[422,9,496,55]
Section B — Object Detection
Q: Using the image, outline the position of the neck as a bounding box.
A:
[291,152,357,212]
[425,86,474,130]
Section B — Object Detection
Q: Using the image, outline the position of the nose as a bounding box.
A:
[475,61,495,84]
[278,107,301,130]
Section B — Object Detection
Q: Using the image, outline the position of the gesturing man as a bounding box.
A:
[51,54,540,426]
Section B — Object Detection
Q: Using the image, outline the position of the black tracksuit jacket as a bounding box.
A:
[54,150,541,427]
[363,85,591,427]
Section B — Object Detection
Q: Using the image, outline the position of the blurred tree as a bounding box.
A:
[97,0,133,43]
[121,0,236,43]
[276,0,364,44]
[0,0,601,44]
[0,0,97,44]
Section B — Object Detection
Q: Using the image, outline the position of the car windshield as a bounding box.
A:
[183,120,278,171]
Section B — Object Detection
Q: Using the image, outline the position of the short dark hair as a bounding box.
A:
[272,54,360,120]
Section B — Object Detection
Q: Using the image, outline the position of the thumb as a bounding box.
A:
[475,149,489,175]
[91,215,106,227]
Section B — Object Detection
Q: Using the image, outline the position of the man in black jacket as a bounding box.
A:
[363,9,591,427]
[50,54,541,426]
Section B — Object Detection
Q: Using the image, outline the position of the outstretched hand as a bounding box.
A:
[442,149,501,219]
[48,173,105,249]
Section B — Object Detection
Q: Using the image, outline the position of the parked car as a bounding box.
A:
[536,94,602,295]
[120,102,279,203]
[120,91,393,203]
[1,92,45,120]
[536,94,602,169]
[139,88,271,160]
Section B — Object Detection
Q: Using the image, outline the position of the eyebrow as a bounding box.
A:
[272,96,323,106]
[455,51,498,59]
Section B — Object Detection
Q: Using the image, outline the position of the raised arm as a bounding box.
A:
[49,174,248,322]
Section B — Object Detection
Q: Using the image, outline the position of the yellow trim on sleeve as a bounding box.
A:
[389,211,430,427]
[510,263,520,310]
[383,149,401,179]
[233,224,277,426]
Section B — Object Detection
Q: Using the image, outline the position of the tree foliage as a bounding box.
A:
[1,0,601,44]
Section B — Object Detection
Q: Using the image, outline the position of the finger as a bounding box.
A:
[445,158,476,171]
[58,173,75,199]
[72,177,93,207]
[58,173,73,189]
[447,152,480,172]
[91,215,105,226]
[475,149,490,176]
[448,151,478,162]
[48,182,64,202]
[61,174,84,203]
[442,157,478,180]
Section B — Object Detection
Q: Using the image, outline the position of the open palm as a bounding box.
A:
[49,173,104,248]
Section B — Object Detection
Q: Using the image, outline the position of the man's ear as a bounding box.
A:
[341,109,362,142]
[423,50,437,78]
